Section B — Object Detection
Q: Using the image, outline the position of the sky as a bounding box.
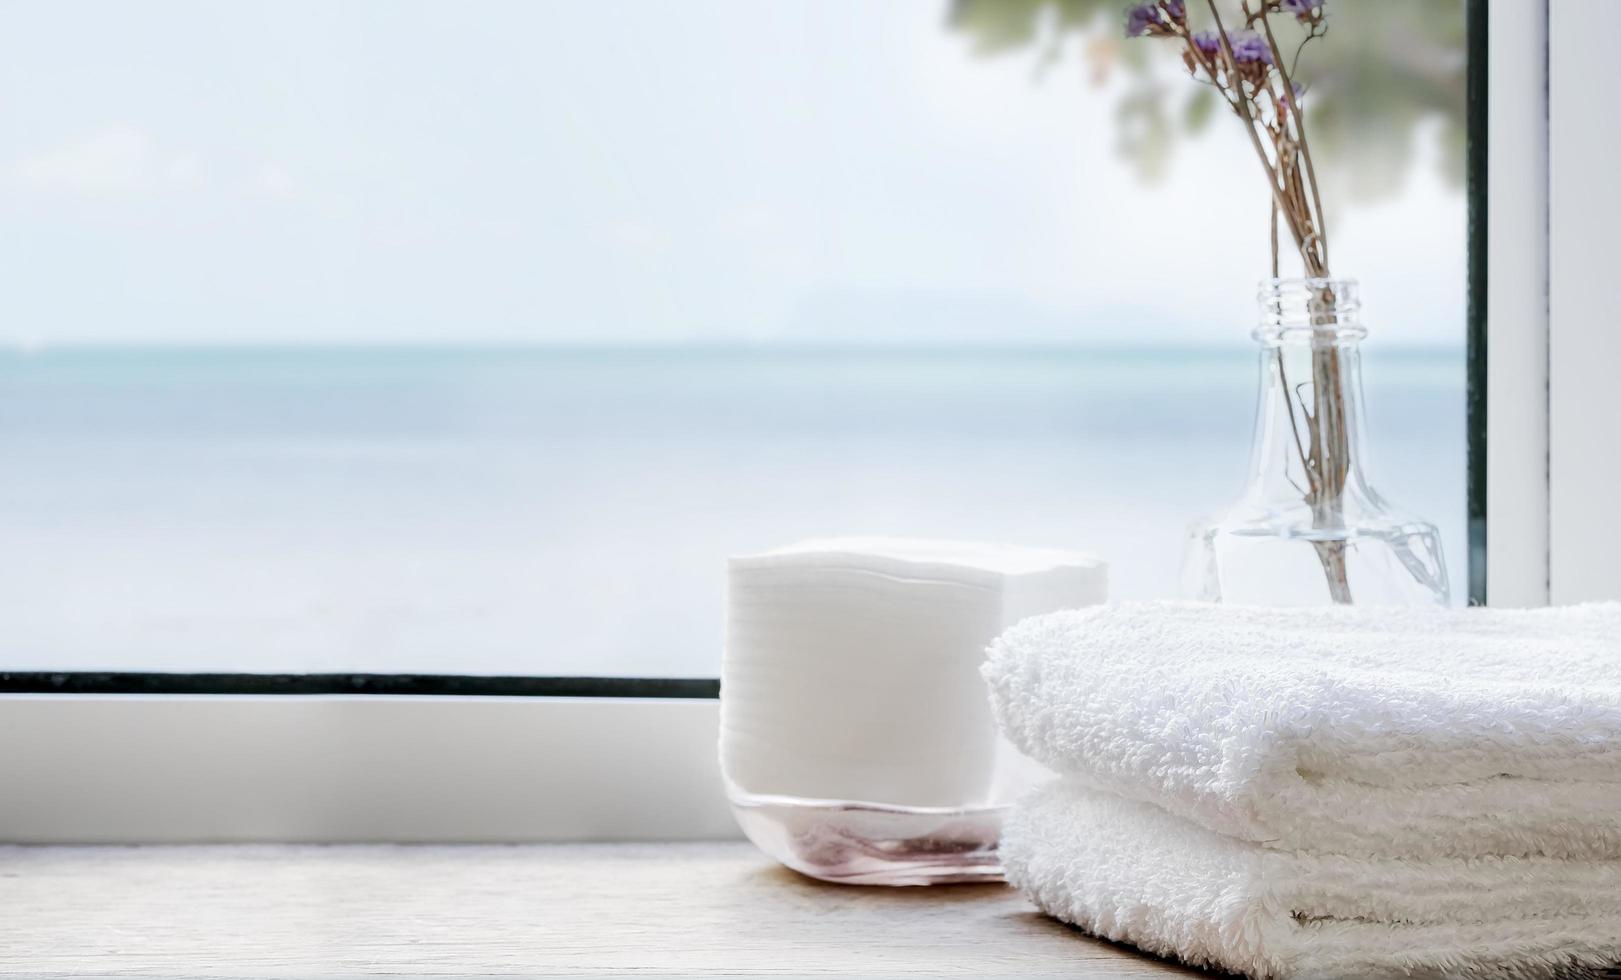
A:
[0,0,1466,347]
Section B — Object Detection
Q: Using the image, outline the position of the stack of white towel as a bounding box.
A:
[984,601,1621,979]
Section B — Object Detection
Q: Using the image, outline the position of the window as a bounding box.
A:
[5,0,1560,844]
[0,1,1469,689]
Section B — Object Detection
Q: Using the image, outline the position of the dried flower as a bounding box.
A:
[1227,31,1274,65]
[1123,5,1326,271]
[1277,81,1306,114]
[1279,0,1325,22]
[1124,3,1162,37]
[1186,30,1270,64]
[1185,29,1271,80]
[1122,0,1346,595]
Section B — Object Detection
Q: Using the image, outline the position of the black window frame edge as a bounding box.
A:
[1466,0,1487,606]
[0,671,718,698]
[3,5,1490,696]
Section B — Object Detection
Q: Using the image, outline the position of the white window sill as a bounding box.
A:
[0,841,1188,978]
[1,695,736,842]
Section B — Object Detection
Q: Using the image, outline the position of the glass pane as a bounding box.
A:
[0,0,1465,677]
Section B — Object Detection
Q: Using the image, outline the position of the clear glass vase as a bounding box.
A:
[1183,279,1450,606]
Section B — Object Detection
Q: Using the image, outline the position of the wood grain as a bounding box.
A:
[0,842,1199,978]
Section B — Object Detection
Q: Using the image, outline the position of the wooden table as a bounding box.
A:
[1,842,1199,978]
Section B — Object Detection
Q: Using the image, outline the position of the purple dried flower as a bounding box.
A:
[1124,2,1161,37]
[1190,30,1271,66]
[1163,0,1186,19]
[1227,31,1274,65]
[1277,81,1306,112]
[1279,0,1324,20]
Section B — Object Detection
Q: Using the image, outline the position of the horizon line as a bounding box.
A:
[0,339,1468,355]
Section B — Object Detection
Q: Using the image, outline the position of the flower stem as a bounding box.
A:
[1258,9,1329,269]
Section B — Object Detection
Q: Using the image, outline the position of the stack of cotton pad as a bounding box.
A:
[722,538,1107,808]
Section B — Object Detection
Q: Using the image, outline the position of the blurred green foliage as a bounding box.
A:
[947,0,1465,200]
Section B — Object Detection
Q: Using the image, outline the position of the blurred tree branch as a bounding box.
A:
[946,0,1464,200]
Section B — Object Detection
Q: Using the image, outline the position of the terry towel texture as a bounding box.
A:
[985,601,1621,979]
[986,601,1621,859]
[1005,781,1621,980]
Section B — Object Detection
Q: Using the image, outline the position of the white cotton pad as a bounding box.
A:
[721,537,1107,807]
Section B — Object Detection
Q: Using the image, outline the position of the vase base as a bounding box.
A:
[1185,517,1449,606]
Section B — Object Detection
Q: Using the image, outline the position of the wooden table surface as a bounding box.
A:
[1,842,1200,978]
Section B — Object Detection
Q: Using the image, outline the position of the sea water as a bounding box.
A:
[0,345,1463,676]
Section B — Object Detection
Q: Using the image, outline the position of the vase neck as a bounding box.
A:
[1244,280,1376,518]
[1254,277,1364,342]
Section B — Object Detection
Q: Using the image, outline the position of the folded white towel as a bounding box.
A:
[1005,780,1621,980]
[984,601,1621,858]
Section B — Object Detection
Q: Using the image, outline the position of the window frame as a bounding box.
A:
[2,1,1572,842]
[1480,0,1549,607]
[1544,0,1621,603]
[1479,0,1620,607]
[0,672,716,698]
